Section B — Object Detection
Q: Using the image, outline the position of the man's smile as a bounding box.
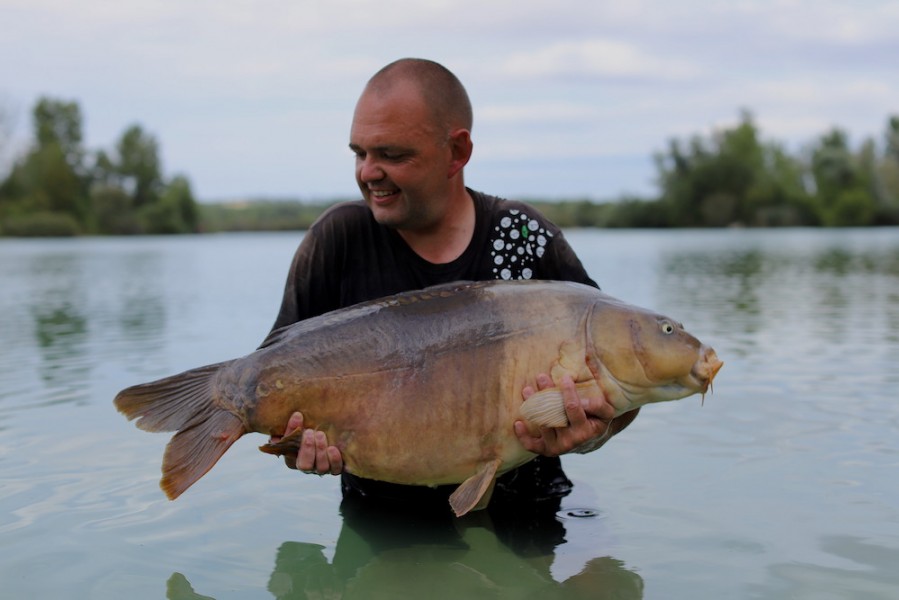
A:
[369,188,400,204]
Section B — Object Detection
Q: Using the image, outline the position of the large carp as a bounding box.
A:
[115,280,722,516]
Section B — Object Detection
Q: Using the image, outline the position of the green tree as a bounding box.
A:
[115,124,163,208]
[809,128,878,226]
[89,123,199,234]
[92,149,118,189]
[652,137,697,226]
[873,116,899,224]
[33,98,85,170]
[0,98,14,179]
[750,144,818,226]
[885,116,899,163]
[1,98,202,236]
[141,174,198,234]
[91,185,140,234]
[0,97,89,233]
[654,111,811,226]
[810,129,854,201]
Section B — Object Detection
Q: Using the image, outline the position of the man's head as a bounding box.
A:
[349,58,474,231]
[366,58,473,134]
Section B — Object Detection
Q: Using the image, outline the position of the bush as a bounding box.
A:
[824,188,876,226]
[91,185,142,234]
[0,211,81,236]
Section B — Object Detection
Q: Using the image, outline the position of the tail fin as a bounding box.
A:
[114,361,246,499]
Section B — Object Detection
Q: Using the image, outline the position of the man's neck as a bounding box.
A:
[398,189,476,264]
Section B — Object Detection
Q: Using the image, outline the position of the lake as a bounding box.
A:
[1,228,898,599]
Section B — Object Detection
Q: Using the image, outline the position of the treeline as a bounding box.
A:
[200,199,346,232]
[533,110,899,228]
[199,111,899,231]
[3,98,898,235]
[0,98,198,236]
[647,110,899,227]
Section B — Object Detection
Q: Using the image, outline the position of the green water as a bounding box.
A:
[1,228,898,599]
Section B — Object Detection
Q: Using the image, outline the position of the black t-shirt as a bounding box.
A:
[270,189,597,329]
[268,189,599,509]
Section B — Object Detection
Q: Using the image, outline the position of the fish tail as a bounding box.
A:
[114,360,246,499]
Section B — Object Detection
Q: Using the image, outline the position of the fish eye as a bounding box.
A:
[660,320,675,335]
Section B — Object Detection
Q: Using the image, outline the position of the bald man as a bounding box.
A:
[267,58,638,511]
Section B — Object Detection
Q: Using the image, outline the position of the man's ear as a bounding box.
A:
[446,128,473,179]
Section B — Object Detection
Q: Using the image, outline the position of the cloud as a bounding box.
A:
[499,39,701,82]
[760,0,899,45]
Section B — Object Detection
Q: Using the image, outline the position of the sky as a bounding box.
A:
[1,0,897,202]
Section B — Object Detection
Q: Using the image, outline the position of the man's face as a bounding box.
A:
[349,83,454,231]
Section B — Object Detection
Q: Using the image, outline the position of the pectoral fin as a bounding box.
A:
[519,381,602,428]
[448,458,503,517]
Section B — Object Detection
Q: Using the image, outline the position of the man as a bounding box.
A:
[269,57,638,510]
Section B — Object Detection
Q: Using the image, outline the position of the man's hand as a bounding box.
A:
[269,412,343,475]
[514,373,628,456]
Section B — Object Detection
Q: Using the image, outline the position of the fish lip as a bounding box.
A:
[691,349,723,392]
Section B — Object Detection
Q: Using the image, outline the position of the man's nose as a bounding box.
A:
[358,156,384,182]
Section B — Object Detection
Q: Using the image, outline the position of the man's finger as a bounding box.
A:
[535,373,553,390]
[326,446,343,475]
[295,429,317,472]
[285,411,304,435]
[560,376,588,427]
[513,420,545,455]
[314,430,330,473]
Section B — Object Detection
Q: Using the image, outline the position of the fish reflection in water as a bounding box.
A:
[166,496,645,599]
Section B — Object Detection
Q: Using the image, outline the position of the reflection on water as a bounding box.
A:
[32,304,89,398]
[167,502,645,600]
[168,573,214,600]
[653,229,899,361]
[25,251,91,406]
[2,230,899,599]
[757,536,899,599]
[1,243,172,413]
[263,536,642,600]
[115,251,168,336]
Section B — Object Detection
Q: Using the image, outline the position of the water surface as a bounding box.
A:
[1,228,898,599]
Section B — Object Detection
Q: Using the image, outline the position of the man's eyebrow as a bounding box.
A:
[348,143,412,154]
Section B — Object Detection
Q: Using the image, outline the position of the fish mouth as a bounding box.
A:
[691,346,723,394]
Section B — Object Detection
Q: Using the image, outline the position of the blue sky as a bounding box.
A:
[1,0,897,202]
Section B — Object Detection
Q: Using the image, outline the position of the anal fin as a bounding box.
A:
[449,458,502,517]
[258,427,304,457]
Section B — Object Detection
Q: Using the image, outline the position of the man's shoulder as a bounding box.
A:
[309,200,374,235]
[471,190,561,234]
[314,200,370,223]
